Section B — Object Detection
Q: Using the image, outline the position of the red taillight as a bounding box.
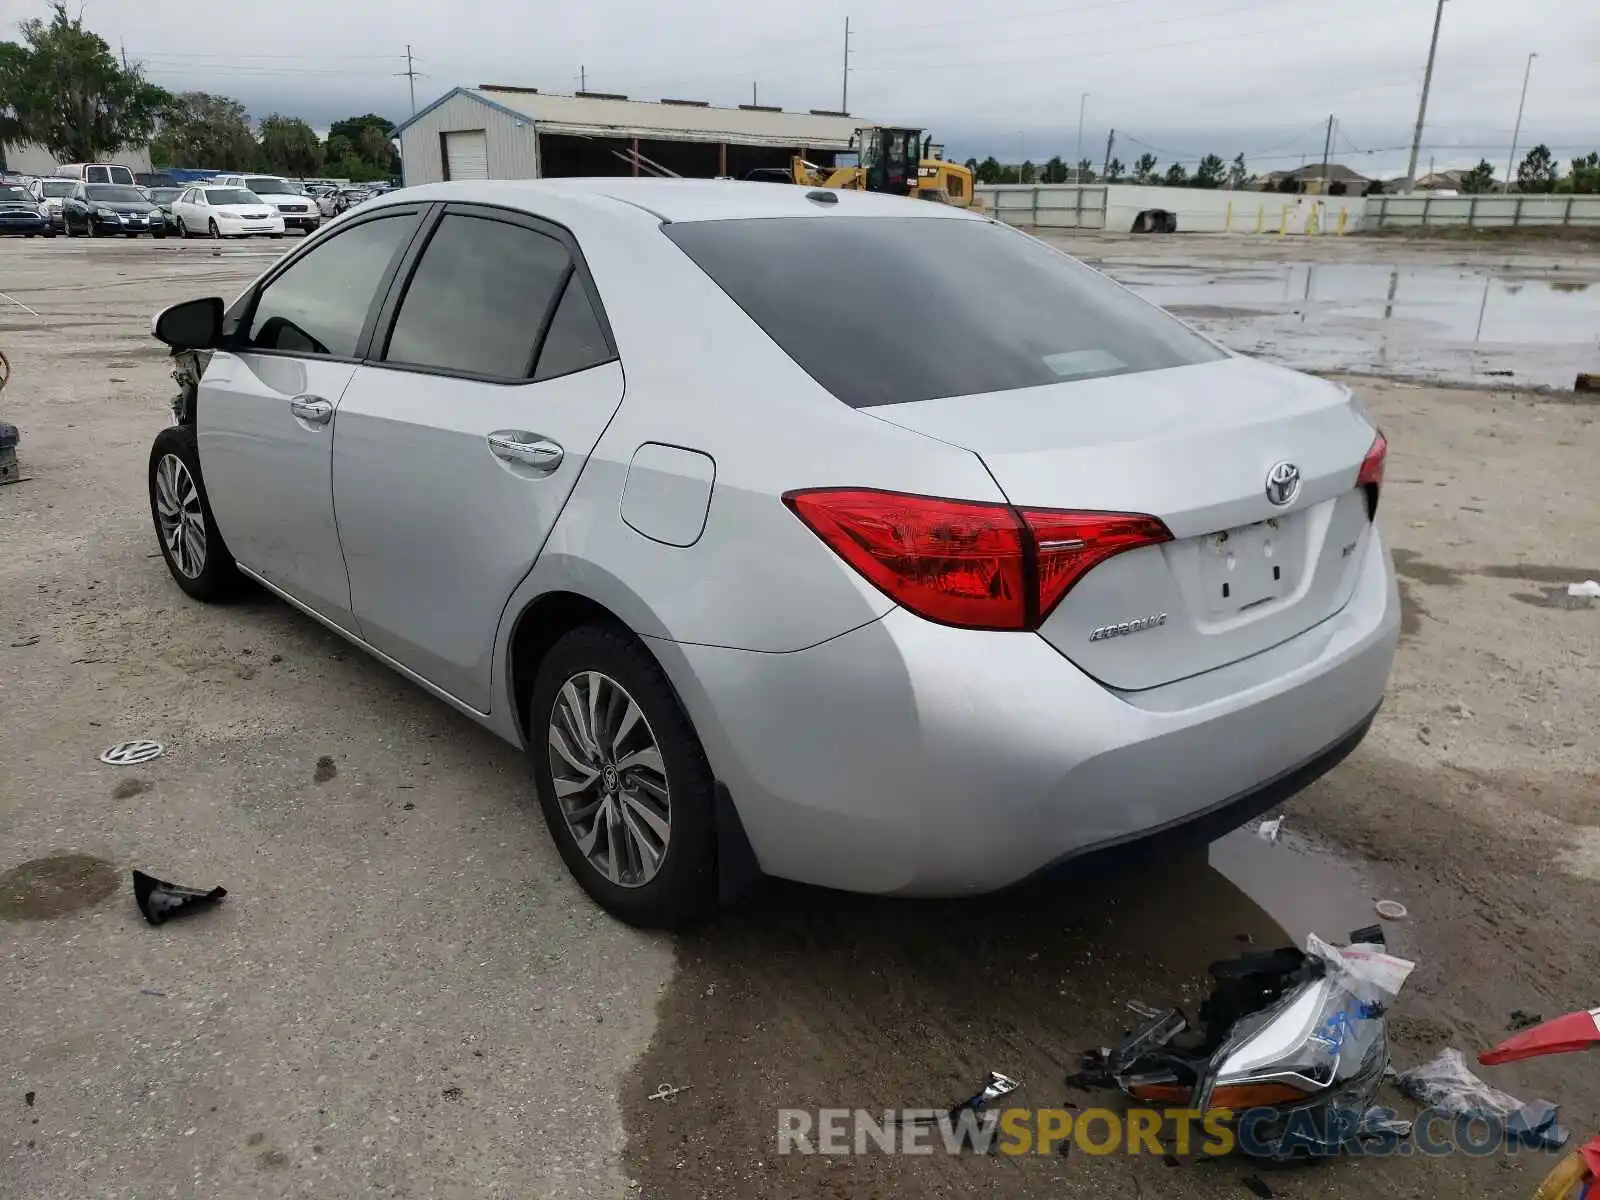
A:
[783,487,1171,631]
[1022,508,1175,619]
[1356,431,1387,518]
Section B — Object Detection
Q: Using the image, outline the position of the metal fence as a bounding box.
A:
[979,185,1108,229]
[1362,193,1600,229]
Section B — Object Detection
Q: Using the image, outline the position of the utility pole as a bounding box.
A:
[580,65,587,92]
[397,44,419,115]
[120,40,129,71]
[1503,52,1537,192]
[1075,92,1088,182]
[752,82,758,106]
[1103,128,1115,180]
[1404,0,1448,192]
[841,18,851,113]
[1320,113,1334,193]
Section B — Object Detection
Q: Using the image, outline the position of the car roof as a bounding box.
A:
[384,178,983,225]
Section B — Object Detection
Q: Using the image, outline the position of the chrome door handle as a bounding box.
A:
[288,394,334,425]
[487,431,564,473]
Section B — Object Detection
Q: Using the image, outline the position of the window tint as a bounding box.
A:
[383,214,570,379]
[244,214,416,357]
[665,216,1225,409]
[534,276,612,380]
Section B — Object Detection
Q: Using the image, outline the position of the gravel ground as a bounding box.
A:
[1,233,1597,1200]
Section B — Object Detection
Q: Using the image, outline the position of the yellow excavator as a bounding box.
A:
[792,126,980,209]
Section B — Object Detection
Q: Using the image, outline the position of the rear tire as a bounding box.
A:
[526,623,718,929]
[148,425,242,602]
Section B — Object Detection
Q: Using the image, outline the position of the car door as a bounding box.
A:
[64,184,85,232]
[198,205,427,628]
[173,188,195,232]
[332,204,624,712]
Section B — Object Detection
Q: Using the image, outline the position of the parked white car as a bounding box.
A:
[169,186,285,239]
[210,174,321,234]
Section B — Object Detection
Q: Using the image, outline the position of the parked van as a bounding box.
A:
[54,163,136,185]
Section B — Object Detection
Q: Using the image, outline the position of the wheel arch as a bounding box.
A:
[496,553,678,746]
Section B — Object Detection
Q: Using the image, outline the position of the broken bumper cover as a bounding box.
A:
[659,526,1399,897]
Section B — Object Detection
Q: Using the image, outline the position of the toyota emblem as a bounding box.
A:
[1265,462,1301,507]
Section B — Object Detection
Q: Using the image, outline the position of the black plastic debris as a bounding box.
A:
[132,869,226,926]
[1241,1173,1274,1198]
[897,1070,1019,1128]
[1506,1099,1570,1150]
[1508,1009,1543,1031]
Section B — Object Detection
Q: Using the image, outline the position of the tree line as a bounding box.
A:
[964,151,1250,189]
[0,3,398,181]
[963,146,1600,195]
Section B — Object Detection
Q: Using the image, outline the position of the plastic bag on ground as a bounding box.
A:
[1397,1048,1523,1118]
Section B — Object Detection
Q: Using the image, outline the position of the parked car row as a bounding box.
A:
[2,163,397,242]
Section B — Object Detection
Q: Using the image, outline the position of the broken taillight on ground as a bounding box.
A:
[783,487,1171,631]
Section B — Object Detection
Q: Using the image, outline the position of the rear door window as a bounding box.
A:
[381,213,573,380]
[665,216,1225,409]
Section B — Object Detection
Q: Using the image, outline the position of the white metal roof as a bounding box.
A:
[403,88,865,151]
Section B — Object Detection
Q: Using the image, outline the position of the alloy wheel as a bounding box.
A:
[547,671,671,888]
[154,453,207,578]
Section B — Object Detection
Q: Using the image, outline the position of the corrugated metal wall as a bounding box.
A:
[399,93,539,186]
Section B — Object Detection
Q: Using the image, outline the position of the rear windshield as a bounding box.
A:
[40,181,75,197]
[246,177,293,193]
[664,216,1224,408]
[0,185,28,201]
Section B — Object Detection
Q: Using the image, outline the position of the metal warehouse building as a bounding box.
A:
[395,86,865,186]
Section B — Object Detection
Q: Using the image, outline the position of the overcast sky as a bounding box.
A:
[5,0,1596,176]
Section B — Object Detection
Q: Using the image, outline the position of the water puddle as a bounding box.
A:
[0,853,119,921]
[1103,262,1600,390]
[1209,825,1401,951]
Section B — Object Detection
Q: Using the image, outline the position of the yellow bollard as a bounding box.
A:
[1279,204,1288,235]
[1254,205,1264,234]
[1225,201,1232,233]
[1338,209,1348,235]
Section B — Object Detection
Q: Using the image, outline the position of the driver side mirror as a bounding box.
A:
[152,297,224,350]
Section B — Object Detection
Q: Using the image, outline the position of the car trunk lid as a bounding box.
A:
[866,356,1379,690]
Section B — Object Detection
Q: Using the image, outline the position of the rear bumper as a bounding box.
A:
[655,526,1400,897]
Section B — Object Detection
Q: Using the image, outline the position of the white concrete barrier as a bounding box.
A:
[976,183,1368,234]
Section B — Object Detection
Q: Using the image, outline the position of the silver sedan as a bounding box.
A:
[145,180,1399,928]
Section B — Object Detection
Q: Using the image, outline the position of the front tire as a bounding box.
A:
[527,623,718,929]
[208,219,220,239]
[148,426,241,602]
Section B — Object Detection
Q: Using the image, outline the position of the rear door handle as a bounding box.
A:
[487,431,564,474]
[288,394,334,426]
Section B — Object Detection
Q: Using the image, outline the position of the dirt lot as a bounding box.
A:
[2,233,1598,1200]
